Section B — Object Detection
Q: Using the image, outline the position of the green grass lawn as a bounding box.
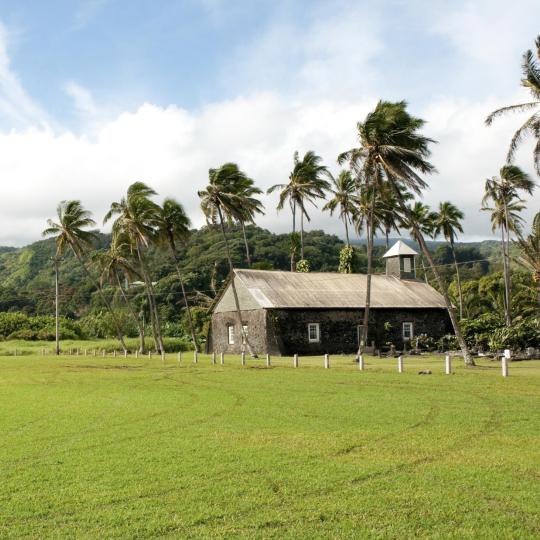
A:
[1,352,539,538]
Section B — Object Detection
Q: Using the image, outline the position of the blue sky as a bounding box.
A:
[0,0,538,245]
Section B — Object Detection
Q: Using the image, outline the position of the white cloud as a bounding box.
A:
[0,22,50,128]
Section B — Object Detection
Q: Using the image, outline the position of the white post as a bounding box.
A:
[178,351,182,363]
[266,353,270,367]
[135,350,139,359]
[324,354,329,369]
[124,350,128,358]
[211,352,216,365]
[502,355,509,377]
[93,349,96,357]
[102,349,105,358]
[241,351,246,366]
[194,350,198,364]
[113,350,116,358]
[398,355,404,373]
[293,354,298,368]
[161,352,165,363]
[445,354,451,375]
[220,352,224,365]
[148,351,152,359]
[358,354,364,371]
[76,348,79,356]
[84,348,87,357]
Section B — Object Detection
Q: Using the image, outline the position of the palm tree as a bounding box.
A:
[515,211,540,285]
[93,236,147,353]
[104,182,165,354]
[157,198,199,352]
[43,200,128,352]
[234,179,264,267]
[433,202,465,319]
[198,163,257,356]
[323,170,358,246]
[401,201,437,285]
[267,151,329,270]
[482,165,535,326]
[486,36,540,174]
[340,100,474,365]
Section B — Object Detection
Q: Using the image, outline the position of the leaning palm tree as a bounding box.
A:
[93,235,146,353]
[234,179,265,267]
[156,198,199,352]
[340,100,474,365]
[267,151,329,269]
[486,36,540,174]
[433,202,465,319]
[104,182,165,354]
[43,200,128,352]
[198,163,257,356]
[482,165,535,326]
[322,170,358,246]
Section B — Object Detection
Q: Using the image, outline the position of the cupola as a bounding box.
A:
[382,240,418,279]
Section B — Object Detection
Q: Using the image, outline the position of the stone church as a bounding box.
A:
[206,241,451,355]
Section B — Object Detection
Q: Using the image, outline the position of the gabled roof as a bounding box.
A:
[382,240,418,258]
[213,269,447,312]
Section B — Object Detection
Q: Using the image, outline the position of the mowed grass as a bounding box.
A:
[1,353,539,539]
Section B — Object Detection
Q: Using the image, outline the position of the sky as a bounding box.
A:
[0,0,539,246]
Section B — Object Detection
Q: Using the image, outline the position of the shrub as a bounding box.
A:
[7,329,38,341]
[488,316,540,351]
[296,259,310,273]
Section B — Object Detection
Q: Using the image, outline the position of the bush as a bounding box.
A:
[488,316,540,351]
[437,334,459,351]
[460,313,504,349]
[7,329,38,341]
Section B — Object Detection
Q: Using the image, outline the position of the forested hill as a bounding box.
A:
[0,225,503,317]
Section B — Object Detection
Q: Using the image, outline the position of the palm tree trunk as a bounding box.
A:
[420,256,429,284]
[391,190,474,366]
[169,244,199,353]
[344,214,350,246]
[359,194,374,356]
[54,258,60,355]
[73,249,128,353]
[136,241,165,354]
[450,241,463,320]
[241,221,252,267]
[500,225,511,326]
[217,205,256,357]
[291,202,296,272]
[503,200,512,326]
[300,210,305,260]
[115,272,145,353]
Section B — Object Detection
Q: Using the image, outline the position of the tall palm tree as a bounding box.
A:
[267,151,329,269]
[401,201,437,285]
[104,182,165,354]
[339,100,474,365]
[322,170,358,246]
[515,211,540,307]
[433,202,465,319]
[234,179,265,267]
[482,165,535,326]
[486,36,540,174]
[93,236,147,353]
[157,198,199,352]
[43,200,128,352]
[198,163,257,357]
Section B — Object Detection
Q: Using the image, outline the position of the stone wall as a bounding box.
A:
[208,307,452,355]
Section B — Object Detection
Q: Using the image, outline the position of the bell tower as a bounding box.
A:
[383,240,418,279]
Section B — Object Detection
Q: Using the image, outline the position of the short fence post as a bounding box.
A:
[502,355,509,377]
[445,354,451,375]
[358,354,364,371]
[148,351,152,360]
[266,353,271,367]
[93,349,96,357]
[135,350,139,359]
[293,354,298,368]
[124,350,128,358]
[178,351,182,363]
[76,348,79,356]
[220,352,224,365]
[84,348,87,357]
[241,351,246,366]
[324,354,330,369]
[211,352,216,365]
[113,350,116,358]
[102,349,105,358]
[194,351,198,364]
[398,355,404,373]
[161,352,165,363]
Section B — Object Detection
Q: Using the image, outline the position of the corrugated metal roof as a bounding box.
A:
[382,240,418,258]
[233,269,447,309]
